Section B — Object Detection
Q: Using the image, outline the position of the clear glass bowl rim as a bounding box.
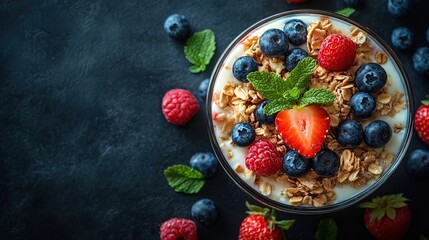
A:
[206,9,414,214]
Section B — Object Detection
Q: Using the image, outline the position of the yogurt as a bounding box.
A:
[209,12,411,207]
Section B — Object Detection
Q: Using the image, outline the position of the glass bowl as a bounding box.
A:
[207,10,413,214]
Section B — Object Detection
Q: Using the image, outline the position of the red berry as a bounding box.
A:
[245,139,282,176]
[275,105,330,158]
[239,214,284,240]
[162,89,199,125]
[414,103,429,145]
[318,34,356,71]
[160,218,197,240]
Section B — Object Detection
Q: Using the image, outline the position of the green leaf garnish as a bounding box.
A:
[184,29,216,73]
[315,218,338,240]
[336,7,356,17]
[359,193,409,223]
[246,57,335,115]
[164,164,204,194]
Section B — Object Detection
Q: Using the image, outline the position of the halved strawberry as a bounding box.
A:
[275,105,330,158]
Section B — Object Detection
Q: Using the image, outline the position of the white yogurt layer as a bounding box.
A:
[211,13,410,205]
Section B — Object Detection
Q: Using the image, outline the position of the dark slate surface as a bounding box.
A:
[1,0,429,239]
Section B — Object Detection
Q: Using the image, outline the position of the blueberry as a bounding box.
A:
[283,19,307,46]
[231,122,255,147]
[163,14,191,40]
[285,48,309,72]
[387,0,412,17]
[364,120,392,148]
[191,199,217,225]
[350,92,376,119]
[355,63,387,93]
[311,149,340,177]
[343,0,362,7]
[232,56,258,82]
[407,149,429,178]
[259,29,289,57]
[391,27,413,50]
[255,100,277,125]
[198,78,210,101]
[337,120,364,147]
[282,150,311,178]
[413,47,429,76]
[190,152,219,178]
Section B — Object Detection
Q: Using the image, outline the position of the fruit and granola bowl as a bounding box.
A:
[207,10,413,214]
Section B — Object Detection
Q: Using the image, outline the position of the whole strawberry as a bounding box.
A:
[318,34,356,71]
[245,139,282,176]
[414,96,429,145]
[239,202,294,240]
[359,194,411,240]
[162,89,200,125]
[160,218,197,240]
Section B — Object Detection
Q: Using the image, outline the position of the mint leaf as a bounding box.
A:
[299,88,336,106]
[184,29,216,73]
[315,218,337,240]
[264,98,293,115]
[164,164,204,194]
[285,57,317,94]
[247,71,289,99]
[336,7,356,17]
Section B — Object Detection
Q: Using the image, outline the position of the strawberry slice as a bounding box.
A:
[275,105,330,158]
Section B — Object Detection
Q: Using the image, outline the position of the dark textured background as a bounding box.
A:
[1,0,429,239]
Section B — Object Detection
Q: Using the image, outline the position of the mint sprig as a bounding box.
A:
[164,164,205,194]
[184,29,216,73]
[247,57,335,115]
[336,7,356,17]
[315,218,338,240]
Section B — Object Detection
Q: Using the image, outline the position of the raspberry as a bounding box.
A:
[160,218,197,240]
[317,34,356,71]
[162,89,199,125]
[245,139,282,176]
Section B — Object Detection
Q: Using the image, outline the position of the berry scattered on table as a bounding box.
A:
[336,120,364,147]
[259,29,290,57]
[343,0,362,7]
[245,139,282,176]
[407,149,429,178]
[189,152,219,178]
[317,34,356,71]
[360,194,411,240]
[283,19,308,46]
[414,96,429,145]
[387,0,412,18]
[198,78,210,101]
[160,218,197,240]
[354,63,387,93]
[239,202,294,240]
[350,92,376,119]
[285,48,309,71]
[364,120,392,148]
[232,122,256,147]
[282,150,311,178]
[233,56,259,82]
[276,105,330,158]
[162,89,199,125]
[391,27,413,50]
[413,47,429,76]
[255,100,277,125]
[311,149,340,177]
[191,198,218,225]
[164,14,191,40]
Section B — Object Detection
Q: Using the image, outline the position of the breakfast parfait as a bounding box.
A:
[210,13,410,207]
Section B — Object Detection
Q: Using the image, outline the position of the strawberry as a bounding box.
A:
[414,96,429,145]
[360,194,411,240]
[275,105,330,158]
[239,202,294,240]
[317,34,357,71]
